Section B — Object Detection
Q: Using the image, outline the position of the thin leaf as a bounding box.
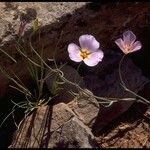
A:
[0,48,17,63]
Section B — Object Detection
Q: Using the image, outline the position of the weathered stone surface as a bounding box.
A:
[84,53,149,132]
[0,2,87,34]
[9,102,97,148]
[48,117,97,148]
[95,104,150,148]
[68,89,99,128]
[9,103,74,148]
[50,103,75,132]
[97,122,150,148]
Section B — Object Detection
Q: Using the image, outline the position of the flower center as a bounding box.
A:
[79,48,90,60]
[124,45,131,51]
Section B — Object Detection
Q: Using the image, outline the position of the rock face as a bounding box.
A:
[95,104,150,148]
[48,117,96,148]
[9,98,99,148]
[0,2,88,99]
[68,89,99,128]
[84,52,149,132]
[0,2,149,99]
[1,2,150,148]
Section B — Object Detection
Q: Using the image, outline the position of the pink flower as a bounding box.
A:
[115,30,142,54]
[67,34,104,67]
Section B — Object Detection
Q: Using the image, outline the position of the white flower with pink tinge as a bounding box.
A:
[115,30,142,54]
[67,34,104,67]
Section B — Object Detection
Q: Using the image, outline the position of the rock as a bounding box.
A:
[9,103,75,148]
[48,117,97,148]
[9,102,97,148]
[84,53,149,132]
[0,2,88,99]
[68,89,99,128]
[46,65,99,127]
[95,106,150,148]
[50,103,75,132]
[0,2,149,100]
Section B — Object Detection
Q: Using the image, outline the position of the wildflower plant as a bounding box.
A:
[0,18,149,131]
[115,30,142,54]
[115,30,150,104]
[68,34,104,66]
[0,18,53,128]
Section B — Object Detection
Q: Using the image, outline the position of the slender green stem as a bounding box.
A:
[0,103,27,127]
[15,43,41,68]
[119,55,150,105]
[0,48,17,63]
[37,45,44,101]
[121,83,150,104]
[77,62,82,73]
[119,54,126,88]
[11,70,26,89]
[0,66,32,97]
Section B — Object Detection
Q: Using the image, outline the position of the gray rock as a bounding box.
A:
[48,117,97,148]
[9,102,97,148]
[68,89,99,128]
[84,55,150,132]
[0,2,88,40]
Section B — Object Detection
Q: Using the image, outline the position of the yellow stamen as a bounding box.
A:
[79,48,90,60]
[124,45,131,52]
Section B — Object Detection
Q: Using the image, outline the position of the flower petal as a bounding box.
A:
[123,30,136,46]
[130,41,142,52]
[115,38,127,53]
[83,50,104,67]
[67,43,82,62]
[79,34,100,52]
